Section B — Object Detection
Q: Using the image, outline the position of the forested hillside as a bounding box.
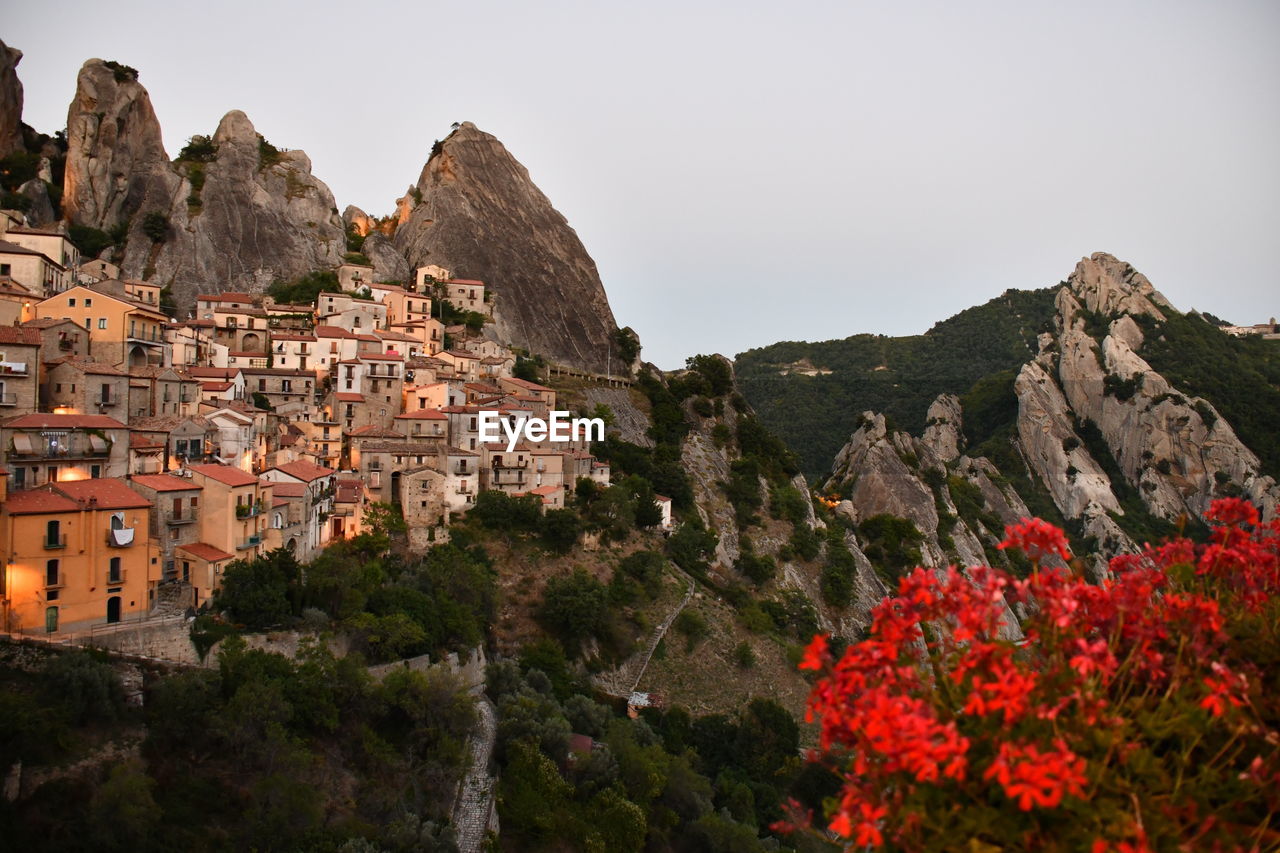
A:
[735,288,1058,479]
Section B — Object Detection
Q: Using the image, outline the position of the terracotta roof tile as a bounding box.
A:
[130,473,202,492]
[188,463,260,486]
[178,542,235,562]
[270,460,335,482]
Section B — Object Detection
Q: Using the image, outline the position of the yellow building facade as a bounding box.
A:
[0,477,159,633]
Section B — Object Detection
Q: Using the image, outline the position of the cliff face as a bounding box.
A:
[0,39,23,158]
[62,62,344,307]
[819,252,1279,581]
[393,122,620,373]
[63,59,176,231]
[119,109,345,307]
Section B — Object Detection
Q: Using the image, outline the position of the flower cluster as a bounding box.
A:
[783,503,1280,851]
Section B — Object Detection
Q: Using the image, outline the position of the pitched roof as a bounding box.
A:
[3,488,81,514]
[201,381,233,392]
[197,292,256,303]
[188,463,260,486]
[3,413,126,429]
[0,326,41,346]
[44,357,128,376]
[314,325,356,338]
[53,479,152,510]
[502,377,554,392]
[359,352,403,361]
[346,424,400,437]
[333,392,364,402]
[268,481,307,497]
[130,473,202,492]
[178,542,235,563]
[395,408,447,420]
[270,460,335,482]
[22,317,77,329]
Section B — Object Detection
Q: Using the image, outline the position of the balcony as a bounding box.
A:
[236,534,262,551]
[0,361,28,375]
[0,393,16,406]
[235,502,263,519]
[44,534,67,549]
[454,463,470,474]
[44,572,64,589]
[106,569,126,584]
[96,395,118,408]
[168,512,197,525]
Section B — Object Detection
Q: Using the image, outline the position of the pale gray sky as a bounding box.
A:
[7,1,1278,368]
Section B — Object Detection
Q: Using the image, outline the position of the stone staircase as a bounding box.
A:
[150,581,193,618]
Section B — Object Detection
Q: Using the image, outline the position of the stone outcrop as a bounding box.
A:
[0,39,23,158]
[62,59,175,231]
[359,230,410,283]
[922,394,964,463]
[16,178,55,225]
[392,122,620,373]
[61,62,345,307]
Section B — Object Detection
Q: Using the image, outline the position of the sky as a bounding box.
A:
[7,1,1279,369]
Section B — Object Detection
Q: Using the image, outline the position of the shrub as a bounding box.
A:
[736,549,776,586]
[177,134,217,163]
[257,135,283,169]
[141,211,169,243]
[539,570,608,650]
[674,609,709,651]
[734,641,756,669]
[784,503,1280,851]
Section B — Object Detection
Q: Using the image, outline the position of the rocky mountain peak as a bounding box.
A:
[393,122,621,374]
[1064,251,1172,321]
[0,38,24,158]
[63,58,171,230]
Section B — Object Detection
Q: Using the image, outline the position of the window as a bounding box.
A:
[84,298,92,308]
[67,296,75,306]
[91,464,101,478]
[45,519,61,547]
[98,318,107,329]
[174,497,183,517]
[108,558,122,584]
[45,559,59,586]
[84,318,91,330]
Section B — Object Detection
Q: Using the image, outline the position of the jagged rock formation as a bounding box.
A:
[63,59,175,231]
[116,109,344,307]
[393,122,620,373]
[818,252,1279,584]
[0,39,23,158]
[61,62,344,306]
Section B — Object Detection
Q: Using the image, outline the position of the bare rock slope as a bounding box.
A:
[0,39,24,158]
[62,62,344,308]
[393,122,620,373]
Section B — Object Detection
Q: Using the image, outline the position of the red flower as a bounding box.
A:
[799,633,829,671]
[999,517,1072,563]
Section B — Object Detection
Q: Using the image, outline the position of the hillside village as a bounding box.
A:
[0,211,626,636]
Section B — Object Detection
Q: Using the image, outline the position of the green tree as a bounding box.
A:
[540,569,608,650]
[141,211,169,243]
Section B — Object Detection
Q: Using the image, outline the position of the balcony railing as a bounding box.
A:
[106,569,125,584]
[236,534,262,551]
[0,362,28,375]
[168,513,197,525]
[0,393,16,406]
[44,534,67,549]
[235,503,263,519]
[96,396,118,407]
[454,463,470,474]
[44,572,64,589]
